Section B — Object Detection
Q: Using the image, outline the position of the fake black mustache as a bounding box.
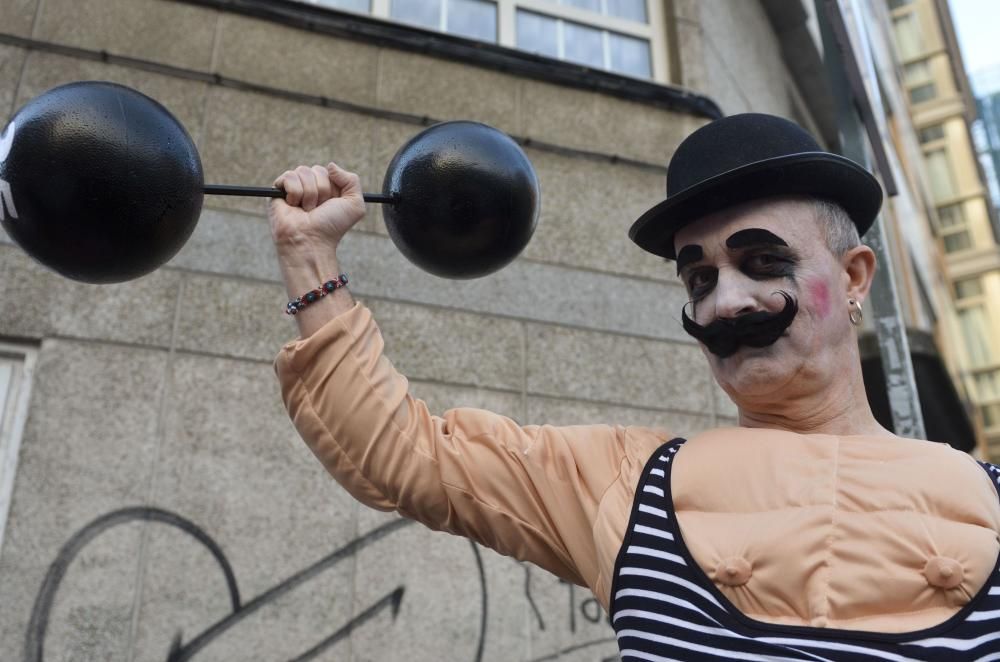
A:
[681,291,798,358]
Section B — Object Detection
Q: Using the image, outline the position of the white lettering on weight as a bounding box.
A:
[0,121,19,222]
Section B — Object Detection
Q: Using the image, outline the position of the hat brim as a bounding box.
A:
[629,152,883,259]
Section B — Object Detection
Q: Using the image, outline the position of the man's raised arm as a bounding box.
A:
[269,163,661,602]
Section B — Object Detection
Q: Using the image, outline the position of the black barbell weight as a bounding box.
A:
[0,81,540,283]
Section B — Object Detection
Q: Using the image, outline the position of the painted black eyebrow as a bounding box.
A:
[725,228,789,250]
[676,245,703,275]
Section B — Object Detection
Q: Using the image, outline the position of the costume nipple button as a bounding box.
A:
[923,556,964,589]
[715,557,752,586]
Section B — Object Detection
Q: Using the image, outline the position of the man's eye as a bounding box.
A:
[687,270,716,295]
[744,253,792,272]
[747,254,779,267]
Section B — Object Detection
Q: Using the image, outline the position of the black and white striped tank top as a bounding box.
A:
[610,438,1000,661]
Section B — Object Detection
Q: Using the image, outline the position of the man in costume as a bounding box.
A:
[270,114,1000,660]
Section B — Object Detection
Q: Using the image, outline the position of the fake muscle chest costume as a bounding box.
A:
[275,303,1000,659]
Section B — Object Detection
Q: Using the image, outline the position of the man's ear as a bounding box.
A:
[842,244,876,303]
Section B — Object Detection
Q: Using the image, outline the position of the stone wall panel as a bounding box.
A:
[336,233,693,343]
[526,323,711,413]
[523,149,671,280]
[376,50,521,134]
[676,0,792,117]
[0,45,28,121]
[350,511,489,662]
[520,80,704,165]
[151,209,692,345]
[131,352,361,660]
[215,13,379,107]
[199,87,375,216]
[168,207,281,281]
[13,51,210,143]
[0,339,168,660]
[366,299,524,392]
[475,546,532,662]
[173,273,293,362]
[31,0,218,72]
[0,246,181,347]
[0,0,38,38]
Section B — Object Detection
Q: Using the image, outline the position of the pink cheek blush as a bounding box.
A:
[807,278,831,319]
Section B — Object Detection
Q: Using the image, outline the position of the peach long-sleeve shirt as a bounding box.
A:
[275,303,1000,632]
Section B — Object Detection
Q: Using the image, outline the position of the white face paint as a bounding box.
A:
[0,120,18,221]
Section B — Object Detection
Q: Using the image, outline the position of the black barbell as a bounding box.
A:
[0,81,540,283]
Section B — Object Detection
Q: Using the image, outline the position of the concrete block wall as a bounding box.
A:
[671,0,806,118]
[0,1,798,659]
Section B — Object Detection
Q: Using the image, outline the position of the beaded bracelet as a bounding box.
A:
[285,274,349,315]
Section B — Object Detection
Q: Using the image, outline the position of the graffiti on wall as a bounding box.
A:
[522,565,617,662]
[25,506,617,661]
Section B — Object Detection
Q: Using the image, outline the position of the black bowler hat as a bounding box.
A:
[629,113,883,259]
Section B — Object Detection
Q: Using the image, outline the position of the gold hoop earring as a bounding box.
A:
[848,299,863,326]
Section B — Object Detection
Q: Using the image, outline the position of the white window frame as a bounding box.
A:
[306,0,670,83]
[0,342,37,555]
[955,289,997,368]
[972,367,1000,432]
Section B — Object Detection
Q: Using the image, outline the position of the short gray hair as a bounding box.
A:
[812,198,860,257]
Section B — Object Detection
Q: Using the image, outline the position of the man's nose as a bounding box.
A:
[711,269,761,320]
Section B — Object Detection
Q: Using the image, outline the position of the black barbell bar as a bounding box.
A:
[202,184,398,205]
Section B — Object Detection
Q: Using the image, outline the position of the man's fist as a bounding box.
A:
[269,162,366,252]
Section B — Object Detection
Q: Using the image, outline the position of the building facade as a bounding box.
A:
[0,0,984,659]
[825,0,962,450]
[886,0,1000,457]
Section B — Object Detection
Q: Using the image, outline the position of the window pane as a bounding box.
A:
[959,305,996,363]
[954,277,983,299]
[909,83,937,104]
[918,124,945,143]
[516,11,559,58]
[562,0,600,12]
[606,0,647,22]
[447,0,496,41]
[893,14,923,60]
[904,60,931,85]
[938,203,964,227]
[984,402,1000,429]
[608,32,650,77]
[976,369,1000,400]
[563,20,603,68]
[391,0,441,30]
[313,0,371,10]
[944,230,972,252]
[925,149,956,201]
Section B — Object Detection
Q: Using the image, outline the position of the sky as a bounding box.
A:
[947,0,1000,94]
